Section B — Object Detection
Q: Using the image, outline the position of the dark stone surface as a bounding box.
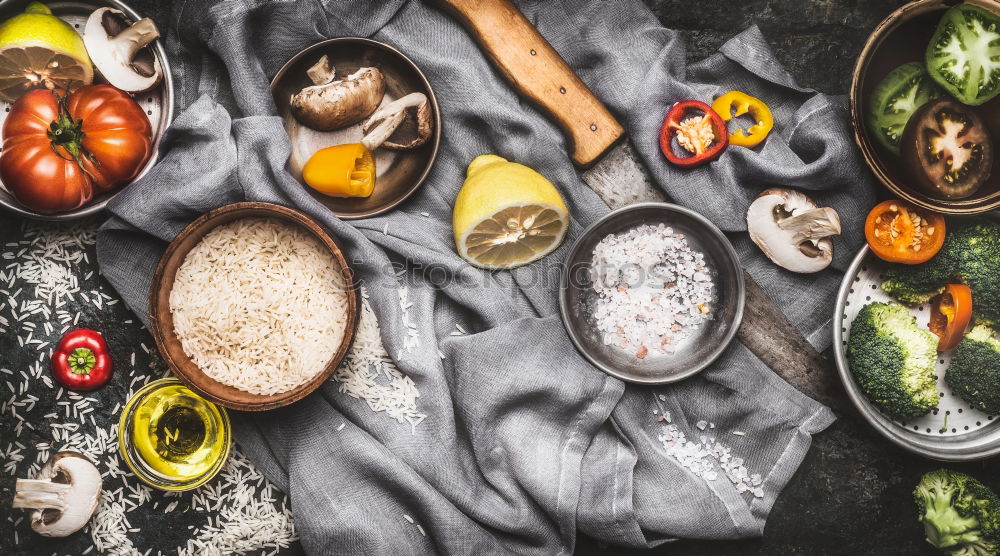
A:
[4,1,1000,555]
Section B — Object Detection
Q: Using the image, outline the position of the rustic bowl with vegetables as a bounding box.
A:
[834,213,1000,460]
[0,0,173,221]
[851,0,1000,214]
[560,203,745,384]
[271,37,441,219]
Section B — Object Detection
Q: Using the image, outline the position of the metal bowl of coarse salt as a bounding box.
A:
[560,203,745,385]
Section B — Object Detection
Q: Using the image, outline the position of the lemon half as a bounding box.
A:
[453,155,569,270]
[0,2,93,101]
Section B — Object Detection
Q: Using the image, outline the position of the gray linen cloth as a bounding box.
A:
[95,0,875,553]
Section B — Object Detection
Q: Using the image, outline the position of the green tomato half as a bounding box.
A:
[926,3,1000,106]
[868,62,944,154]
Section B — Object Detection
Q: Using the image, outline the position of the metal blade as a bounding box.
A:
[581,142,664,209]
[579,139,849,412]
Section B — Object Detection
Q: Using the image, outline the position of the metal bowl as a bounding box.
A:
[270,37,440,219]
[0,0,174,221]
[149,202,360,411]
[833,246,1000,461]
[559,203,745,384]
[849,0,1000,214]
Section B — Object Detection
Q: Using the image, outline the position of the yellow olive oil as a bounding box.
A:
[119,379,230,490]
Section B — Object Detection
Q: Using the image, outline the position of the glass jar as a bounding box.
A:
[118,378,231,491]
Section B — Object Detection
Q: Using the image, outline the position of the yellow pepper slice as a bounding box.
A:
[711,91,774,148]
[302,143,376,198]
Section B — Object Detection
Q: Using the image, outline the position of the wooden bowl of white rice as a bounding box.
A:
[149,202,359,410]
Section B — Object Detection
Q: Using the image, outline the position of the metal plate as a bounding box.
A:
[833,246,1000,461]
[0,0,174,221]
[270,37,440,220]
[559,203,745,384]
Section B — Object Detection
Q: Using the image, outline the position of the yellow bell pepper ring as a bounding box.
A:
[302,143,376,198]
[711,91,774,148]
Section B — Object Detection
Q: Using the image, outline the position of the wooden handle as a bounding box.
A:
[437,0,624,167]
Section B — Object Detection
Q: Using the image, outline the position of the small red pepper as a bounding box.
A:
[51,329,113,391]
[658,100,729,168]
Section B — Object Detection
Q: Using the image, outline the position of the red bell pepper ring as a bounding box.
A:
[658,100,729,168]
[51,329,113,391]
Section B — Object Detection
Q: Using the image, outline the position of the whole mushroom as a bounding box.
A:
[290,63,385,131]
[83,7,162,93]
[12,451,102,537]
[746,188,842,273]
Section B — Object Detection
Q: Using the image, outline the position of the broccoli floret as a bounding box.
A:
[882,220,1000,322]
[847,301,939,420]
[946,325,1000,415]
[914,469,1000,555]
[951,223,1000,326]
[881,225,963,304]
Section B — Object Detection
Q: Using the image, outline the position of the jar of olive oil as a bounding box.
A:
[118,378,231,491]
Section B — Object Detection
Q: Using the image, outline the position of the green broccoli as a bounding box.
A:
[951,222,1000,326]
[914,469,1000,555]
[847,301,939,420]
[946,325,1000,415]
[882,220,1000,322]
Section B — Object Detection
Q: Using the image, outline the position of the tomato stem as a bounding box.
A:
[46,92,99,179]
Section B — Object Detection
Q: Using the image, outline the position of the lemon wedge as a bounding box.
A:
[0,2,93,101]
[453,155,569,269]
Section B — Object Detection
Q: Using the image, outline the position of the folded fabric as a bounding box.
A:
[95,0,873,553]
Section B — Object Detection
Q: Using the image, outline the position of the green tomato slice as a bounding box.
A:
[926,3,1000,106]
[868,62,944,154]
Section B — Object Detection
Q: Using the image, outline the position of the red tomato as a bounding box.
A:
[0,85,152,213]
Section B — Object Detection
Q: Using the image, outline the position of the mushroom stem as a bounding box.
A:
[306,55,336,86]
[361,109,405,151]
[13,479,73,511]
[109,17,159,59]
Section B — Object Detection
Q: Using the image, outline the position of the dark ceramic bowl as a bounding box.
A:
[271,38,440,219]
[850,0,1000,214]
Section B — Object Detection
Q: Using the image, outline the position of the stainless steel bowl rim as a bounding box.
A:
[559,202,745,385]
[0,0,175,221]
[833,245,1000,461]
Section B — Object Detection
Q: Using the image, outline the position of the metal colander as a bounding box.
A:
[0,0,173,221]
[832,247,1000,461]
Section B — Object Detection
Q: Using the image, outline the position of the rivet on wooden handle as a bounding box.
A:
[436,0,624,167]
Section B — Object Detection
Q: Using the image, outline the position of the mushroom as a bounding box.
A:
[746,188,842,273]
[83,8,162,93]
[290,66,384,131]
[12,451,102,537]
[306,55,336,86]
[361,92,433,151]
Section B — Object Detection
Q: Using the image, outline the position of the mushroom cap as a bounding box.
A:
[290,67,385,131]
[83,7,163,93]
[13,451,102,537]
[746,187,841,274]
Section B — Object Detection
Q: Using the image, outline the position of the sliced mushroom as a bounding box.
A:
[12,451,102,537]
[306,55,335,86]
[290,66,384,131]
[747,188,842,273]
[83,8,162,93]
[361,92,433,150]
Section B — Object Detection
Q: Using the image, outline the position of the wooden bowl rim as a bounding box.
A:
[849,0,1000,215]
[148,201,360,411]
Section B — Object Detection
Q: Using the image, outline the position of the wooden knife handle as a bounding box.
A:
[437,0,624,167]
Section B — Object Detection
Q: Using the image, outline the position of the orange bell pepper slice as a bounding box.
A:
[864,200,945,264]
[929,284,973,351]
[302,143,376,198]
